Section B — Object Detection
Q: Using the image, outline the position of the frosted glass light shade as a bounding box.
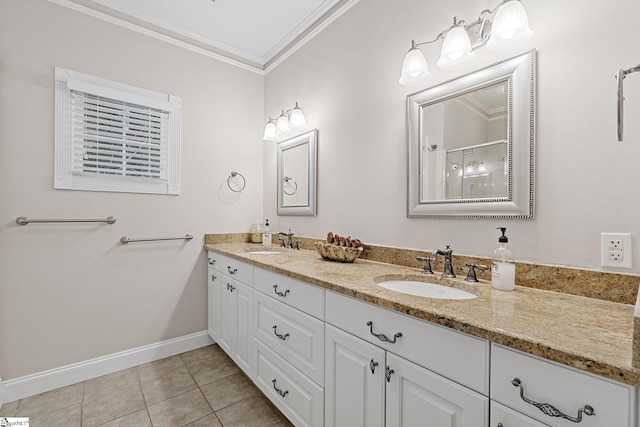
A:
[437,25,474,70]
[399,45,429,85]
[486,0,533,50]
[290,103,306,128]
[276,110,290,133]
[263,118,278,141]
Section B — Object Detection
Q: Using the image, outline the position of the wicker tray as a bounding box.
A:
[315,241,363,263]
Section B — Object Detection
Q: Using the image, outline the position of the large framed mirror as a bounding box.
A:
[277,129,317,216]
[407,49,535,218]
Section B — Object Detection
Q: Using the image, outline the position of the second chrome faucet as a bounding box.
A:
[278,229,300,250]
[417,244,456,278]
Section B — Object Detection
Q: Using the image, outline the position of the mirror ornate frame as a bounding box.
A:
[407,49,536,218]
[277,129,317,216]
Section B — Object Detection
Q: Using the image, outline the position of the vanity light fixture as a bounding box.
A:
[263,102,307,141]
[399,0,532,85]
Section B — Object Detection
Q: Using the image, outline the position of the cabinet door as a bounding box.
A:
[207,268,219,340]
[216,274,235,356]
[386,353,488,427]
[325,324,385,427]
[233,280,253,376]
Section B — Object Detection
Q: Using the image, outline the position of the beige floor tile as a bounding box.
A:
[270,418,296,427]
[83,367,139,402]
[181,346,241,387]
[97,409,152,427]
[82,383,145,427]
[0,400,18,416]
[200,372,259,411]
[26,402,82,427]
[147,388,212,427]
[15,383,82,416]
[215,395,285,427]
[184,413,222,427]
[137,355,198,405]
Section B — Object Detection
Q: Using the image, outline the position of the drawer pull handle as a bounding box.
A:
[512,378,595,423]
[272,325,290,340]
[385,366,394,383]
[211,274,217,281]
[227,266,238,274]
[273,285,290,297]
[208,258,216,265]
[272,379,289,397]
[366,321,402,344]
[226,283,235,292]
[369,359,379,374]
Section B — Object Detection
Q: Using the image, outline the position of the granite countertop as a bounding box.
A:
[205,242,640,387]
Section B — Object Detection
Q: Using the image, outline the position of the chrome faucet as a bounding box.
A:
[431,245,456,278]
[278,229,299,249]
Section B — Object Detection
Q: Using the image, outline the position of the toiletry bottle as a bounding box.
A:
[262,219,272,247]
[491,227,515,291]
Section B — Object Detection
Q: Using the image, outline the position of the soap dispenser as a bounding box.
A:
[491,227,515,291]
[262,219,272,247]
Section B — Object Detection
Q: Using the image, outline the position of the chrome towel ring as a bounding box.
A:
[227,171,246,192]
[283,176,297,195]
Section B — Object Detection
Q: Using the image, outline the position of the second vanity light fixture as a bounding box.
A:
[263,102,307,141]
[399,0,533,85]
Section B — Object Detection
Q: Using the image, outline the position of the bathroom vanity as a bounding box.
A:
[205,242,639,427]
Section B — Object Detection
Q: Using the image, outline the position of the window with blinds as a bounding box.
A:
[55,68,181,195]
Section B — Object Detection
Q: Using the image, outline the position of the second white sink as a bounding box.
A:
[246,250,283,255]
[377,280,477,300]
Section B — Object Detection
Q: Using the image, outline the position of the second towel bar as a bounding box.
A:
[16,216,116,225]
[120,234,194,244]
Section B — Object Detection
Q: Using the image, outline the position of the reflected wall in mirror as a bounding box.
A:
[277,129,317,216]
[408,49,535,218]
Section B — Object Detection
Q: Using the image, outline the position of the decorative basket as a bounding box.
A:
[315,241,363,263]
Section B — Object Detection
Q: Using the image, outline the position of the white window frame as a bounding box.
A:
[54,67,181,195]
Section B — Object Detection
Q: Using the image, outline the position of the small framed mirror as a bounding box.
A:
[407,49,536,218]
[277,129,317,216]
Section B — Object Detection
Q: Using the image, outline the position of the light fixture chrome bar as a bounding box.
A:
[16,216,116,225]
[120,234,194,244]
[616,64,640,141]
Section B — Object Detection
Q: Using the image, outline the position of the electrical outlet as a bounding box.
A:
[601,233,632,268]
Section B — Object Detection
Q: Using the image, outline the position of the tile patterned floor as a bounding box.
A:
[0,345,294,427]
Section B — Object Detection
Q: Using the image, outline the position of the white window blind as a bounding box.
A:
[55,68,181,195]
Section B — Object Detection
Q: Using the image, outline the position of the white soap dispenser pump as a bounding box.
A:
[262,219,272,247]
[491,227,515,291]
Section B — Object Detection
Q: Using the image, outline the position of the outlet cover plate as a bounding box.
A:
[601,232,632,268]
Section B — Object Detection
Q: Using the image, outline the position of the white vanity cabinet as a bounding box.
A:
[491,344,637,427]
[252,268,325,427]
[205,252,640,427]
[207,252,254,377]
[325,290,489,427]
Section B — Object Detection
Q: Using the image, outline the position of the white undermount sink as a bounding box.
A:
[376,279,477,300]
[245,249,283,255]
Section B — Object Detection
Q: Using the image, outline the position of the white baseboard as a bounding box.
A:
[1,331,214,404]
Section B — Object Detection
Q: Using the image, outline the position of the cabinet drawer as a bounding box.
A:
[207,251,253,285]
[326,290,489,394]
[491,401,550,427]
[491,344,636,427]
[254,338,324,427]
[254,291,324,386]
[254,268,324,319]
